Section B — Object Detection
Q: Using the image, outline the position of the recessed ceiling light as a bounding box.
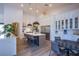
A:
[48,4,52,7]
[20,4,24,7]
[29,7,33,10]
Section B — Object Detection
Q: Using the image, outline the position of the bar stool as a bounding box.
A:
[30,36,35,47]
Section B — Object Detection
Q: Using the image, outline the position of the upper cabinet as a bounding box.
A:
[61,20,64,29]
[41,25,50,33]
[55,17,79,31]
[70,18,73,29]
[65,19,68,29]
[75,17,78,29]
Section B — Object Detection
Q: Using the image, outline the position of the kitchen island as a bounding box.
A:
[24,33,46,47]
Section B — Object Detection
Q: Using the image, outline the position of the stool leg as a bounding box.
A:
[33,40,35,46]
[49,49,52,56]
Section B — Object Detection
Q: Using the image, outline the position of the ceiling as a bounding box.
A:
[3,3,79,16]
[22,3,73,16]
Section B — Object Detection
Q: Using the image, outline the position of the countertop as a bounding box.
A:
[24,33,45,36]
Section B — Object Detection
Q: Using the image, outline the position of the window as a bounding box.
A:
[0,23,4,39]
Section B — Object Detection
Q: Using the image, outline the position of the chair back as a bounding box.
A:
[51,41,61,55]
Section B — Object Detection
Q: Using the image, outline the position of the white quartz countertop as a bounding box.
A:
[24,33,45,36]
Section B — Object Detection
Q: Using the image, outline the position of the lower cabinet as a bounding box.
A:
[0,37,16,56]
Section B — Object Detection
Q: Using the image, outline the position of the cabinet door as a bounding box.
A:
[75,17,78,29]
[70,18,73,29]
[58,21,60,30]
[55,21,57,30]
[61,20,64,29]
[65,19,68,29]
[42,26,45,33]
[45,26,50,33]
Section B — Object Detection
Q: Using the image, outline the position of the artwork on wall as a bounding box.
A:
[75,17,78,28]
[12,22,19,36]
[62,20,64,29]
[70,18,73,29]
[65,19,68,29]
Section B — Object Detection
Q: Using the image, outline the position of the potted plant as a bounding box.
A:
[4,24,14,37]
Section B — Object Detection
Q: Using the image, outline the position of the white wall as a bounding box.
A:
[4,5,23,39]
[0,4,23,56]
[0,4,4,23]
[0,37,16,56]
[38,15,51,26]
[50,5,79,41]
[23,13,51,26]
[23,14,37,25]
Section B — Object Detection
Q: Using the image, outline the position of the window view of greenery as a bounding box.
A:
[0,23,4,39]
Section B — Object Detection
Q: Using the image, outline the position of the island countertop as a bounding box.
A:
[24,33,45,36]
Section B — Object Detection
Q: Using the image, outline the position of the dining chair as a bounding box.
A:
[49,41,62,56]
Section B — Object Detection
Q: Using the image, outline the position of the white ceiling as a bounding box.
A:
[2,3,79,16]
[22,3,73,16]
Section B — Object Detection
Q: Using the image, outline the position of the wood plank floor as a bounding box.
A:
[17,40,52,56]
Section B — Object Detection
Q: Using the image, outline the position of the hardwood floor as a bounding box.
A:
[17,40,51,56]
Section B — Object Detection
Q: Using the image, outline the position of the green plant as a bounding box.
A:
[4,24,14,37]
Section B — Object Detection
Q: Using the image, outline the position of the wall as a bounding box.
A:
[0,37,16,56]
[23,12,51,26]
[4,5,23,39]
[50,5,79,41]
[23,14,37,25]
[0,4,23,56]
[38,15,51,26]
[0,4,4,23]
